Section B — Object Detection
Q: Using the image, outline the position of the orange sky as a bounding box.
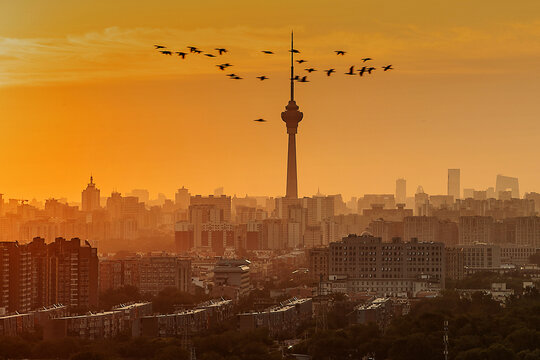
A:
[1,0,540,201]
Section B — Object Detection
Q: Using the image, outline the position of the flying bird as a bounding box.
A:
[382,65,394,71]
[345,66,355,75]
[291,75,300,81]
[298,76,309,82]
[358,66,367,76]
[289,49,300,54]
[335,50,346,55]
[256,76,269,81]
[204,53,216,57]
[325,69,335,76]
[261,50,274,54]
[175,52,187,59]
[305,68,317,73]
[361,58,372,62]
[188,46,198,53]
[215,48,227,55]
[154,45,166,49]
[226,73,237,77]
[193,49,202,54]
[217,63,232,70]
[160,50,172,55]
[367,67,376,74]
[254,118,267,122]
[296,59,307,64]
[232,76,243,79]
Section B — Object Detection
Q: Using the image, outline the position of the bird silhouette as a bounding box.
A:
[358,66,367,76]
[160,50,172,55]
[291,75,300,81]
[226,73,237,77]
[296,59,307,64]
[345,66,355,75]
[325,69,335,76]
[305,68,317,73]
[256,76,269,81]
[175,52,187,59]
[215,48,227,55]
[335,50,346,55]
[193,49,202,54]
[367,67,376,74]
[382,65,393,71]
[298,76,309,82]
[188,46,198,53]
[261,50,274,54]
[361,58,372,62]
[290,49,300,54]
[204,53,216,57]
[217,63,232,70]
[232,76,243,79]
[254,118,267,122]
[154,45,166,49]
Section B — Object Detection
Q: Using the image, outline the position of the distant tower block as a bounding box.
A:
[396,178,406,204]
[496,174,519,199]
[281,32,303,199]
[448,169,460,200]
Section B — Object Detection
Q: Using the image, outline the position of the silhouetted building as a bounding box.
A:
[0,241,31,313]
[396,178,407,204]
[81,176,100,212]
[175,187,191,210]
[496,174,519,199]
[448,169,460,200]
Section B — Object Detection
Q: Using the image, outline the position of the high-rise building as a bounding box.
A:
[1,237,98,313]
[46,237,99,308]
[496,174,519,199]
[175,187,191,209]
[81,176,100,212]
[447,169,460,200]
[396,178,406,204]
[414,186,429,216]
[282,33,303,199]
[0,241,32,313]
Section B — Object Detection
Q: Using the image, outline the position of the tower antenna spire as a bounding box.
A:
[290,31,294,101]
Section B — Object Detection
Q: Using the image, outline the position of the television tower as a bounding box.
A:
[281,31,304,199]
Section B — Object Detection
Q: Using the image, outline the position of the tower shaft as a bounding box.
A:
[286,133,298,198]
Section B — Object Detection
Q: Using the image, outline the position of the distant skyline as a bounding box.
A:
[0,171,533,204]
[1,0,540,200]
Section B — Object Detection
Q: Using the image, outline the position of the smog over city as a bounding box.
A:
[1,1,540,360]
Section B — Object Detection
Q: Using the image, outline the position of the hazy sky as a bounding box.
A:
[1,0,540,201]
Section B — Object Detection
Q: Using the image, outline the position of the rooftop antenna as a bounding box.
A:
[290,31,294,101]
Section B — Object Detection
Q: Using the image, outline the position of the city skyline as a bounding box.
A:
[2,1,540,200]
[0,171,534,204]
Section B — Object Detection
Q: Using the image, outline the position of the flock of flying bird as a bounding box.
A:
[153,44,394,122]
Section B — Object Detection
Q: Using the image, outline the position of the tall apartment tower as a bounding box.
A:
[396,178,406,204]
[47,237,99,308]
[448,169,460,200]
[81,176,100,212]
[0,242,32,313]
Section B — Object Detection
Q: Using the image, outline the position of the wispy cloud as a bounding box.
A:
[2,22,540,87]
